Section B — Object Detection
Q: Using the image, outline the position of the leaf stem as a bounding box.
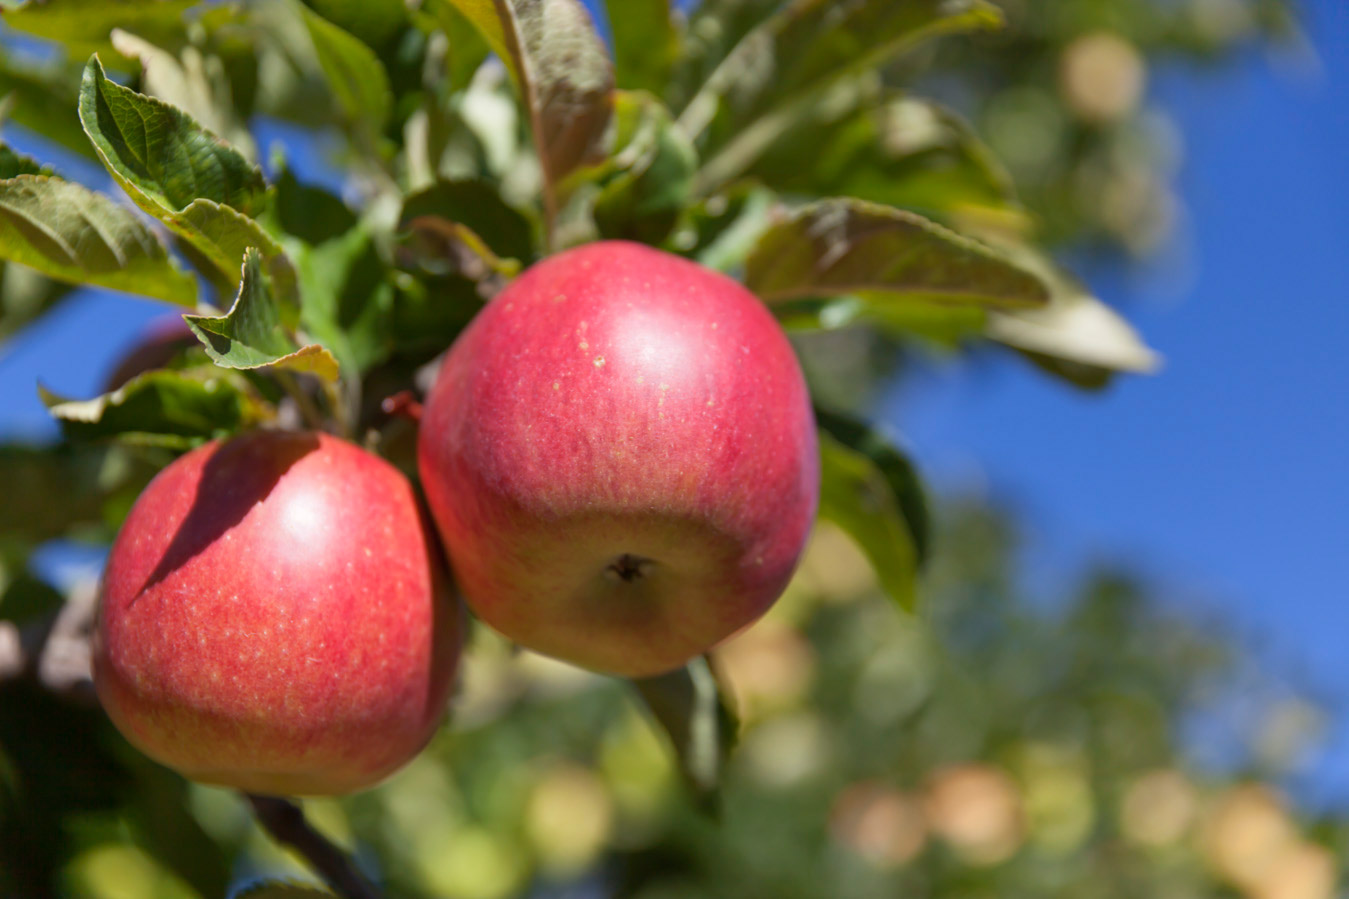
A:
[246,795,382,899]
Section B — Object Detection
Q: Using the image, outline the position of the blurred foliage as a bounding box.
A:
[0,0,1330,897]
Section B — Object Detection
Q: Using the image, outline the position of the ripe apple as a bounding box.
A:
[94,430,460,796]
[418,241,819,677]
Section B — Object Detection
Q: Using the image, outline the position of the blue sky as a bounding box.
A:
[2,0,1347,792]
[885,0,1349,794]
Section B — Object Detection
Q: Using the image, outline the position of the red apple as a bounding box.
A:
[94,430,460,796]
[418,241,819,677]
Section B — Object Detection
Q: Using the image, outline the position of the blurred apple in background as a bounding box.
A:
[419,241,818,676]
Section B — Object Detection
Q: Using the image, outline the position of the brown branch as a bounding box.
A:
[0,581,98,703]
[246,795,382,899]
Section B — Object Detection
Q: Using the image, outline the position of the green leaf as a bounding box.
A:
[584,91,698,245]
[674,182,776,273]
[438,2,494,91]
[685,0,1004,188]
[0,144,52,179]
[304,0,409,50]
[0,443,160,543]
[40,368,267,448]
[748,98,1029,233]
[290,0,393,139]
[78,56,266,217]
[986,261,1161,390]
[0,175,197,306]
[817,426,922,611]
[290,226,395,375]
[268,165,358,246]
[390,266,484,360]
[109,28,257,160]
[665,0,781,115]
[0,571,63,625]
[816,406,931,567]
[399,216,521,282]
[449,0,613,208]
[173,198,300,302]
[400,180,534,263]
[745,199,1049,309]
[184,248,339,382]
[2,0,198,60]
[604,0,676,95]
[0,262,72,343]
[0,56,93,158]
[631,655,738,808]
[749,0,1002,123]
[431,0,514,79]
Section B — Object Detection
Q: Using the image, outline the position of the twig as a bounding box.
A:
[246,795,382,899]
[0,581,98,704]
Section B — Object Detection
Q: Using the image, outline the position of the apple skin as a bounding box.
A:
[418,241,819,677]
[94,430,461,796]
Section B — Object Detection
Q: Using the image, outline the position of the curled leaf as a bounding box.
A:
[185,248,339,382]
[747,198,1049,308]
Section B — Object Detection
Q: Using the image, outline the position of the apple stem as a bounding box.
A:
[246,794,383,899]
[380,390,424,423]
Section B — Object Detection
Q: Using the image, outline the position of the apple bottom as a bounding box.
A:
[446,508,806,678]
[96,667,449,796]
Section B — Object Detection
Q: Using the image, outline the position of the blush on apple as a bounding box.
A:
[94,430,460,796]
[418,241,819,677]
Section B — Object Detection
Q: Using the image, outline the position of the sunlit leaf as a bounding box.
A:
[40,368,268,448]
[746,199,1049,309]
[184,248,339,382]
[987,270,1162,389]
[817,426,922,611]
[0,175,196,305]
[631,655,738,808]
[78,56,266,216]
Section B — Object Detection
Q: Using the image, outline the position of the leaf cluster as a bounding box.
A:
[0,1,1304,897]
